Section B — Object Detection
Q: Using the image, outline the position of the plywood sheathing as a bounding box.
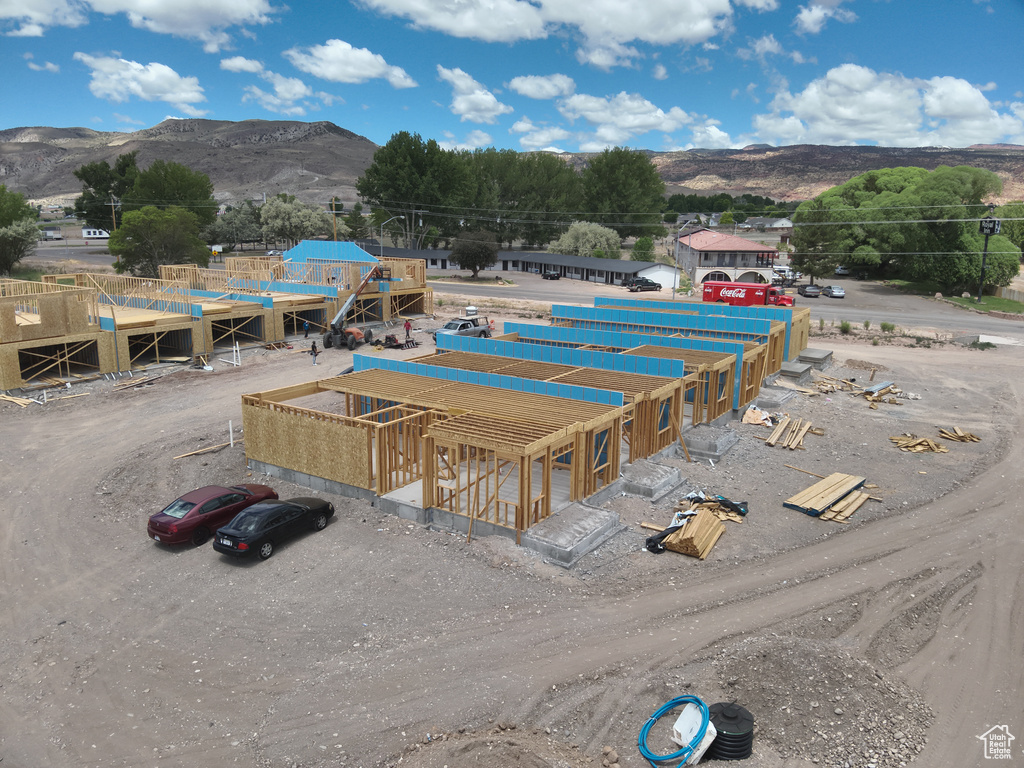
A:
[1,279,99,343]
[0,331,116,389]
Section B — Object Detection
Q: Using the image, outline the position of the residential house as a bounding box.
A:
[675,227,779,285]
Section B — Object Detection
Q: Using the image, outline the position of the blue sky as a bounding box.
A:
[4,0,1024,152]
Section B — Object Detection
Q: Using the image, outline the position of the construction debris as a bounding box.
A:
[762,416,817,450]
[0,393,34,407]
[784,472,866,517]
[939,427,981,442]
[889,434,949,453]
[641,508,726,559]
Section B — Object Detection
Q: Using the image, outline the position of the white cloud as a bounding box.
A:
[87,0,277,52]
[689,121,736,148]
[437,66,513,124]
[220,55,330,115]
[752,64,1024,147]
[558,91,692,145]
[794,0,856,35]
[113,112,145,125]
[284,39,416,88]
[510,117,571,151]
[220,56,264,74]
[73,52,207,116]
[1,0,87,36]
[652,64,668,81]
[735,0,778,9]
[438,129,493,150]
[24,53,59,72]
[507,74,575,100]
[360,0,736,70]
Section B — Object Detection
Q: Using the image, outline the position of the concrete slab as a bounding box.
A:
[754,384,799,411]
[798,347,833,369]
[954,334,1024,347]
[681,424,739,461]
[520,503,626,567]
[619,459,682,499]
[779,360,813,385]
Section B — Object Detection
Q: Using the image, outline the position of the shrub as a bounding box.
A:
[863,320,871,330]
[819,317,825,330]
[880,321,895,333]
[872,337,880,346]
[840,320,852,334]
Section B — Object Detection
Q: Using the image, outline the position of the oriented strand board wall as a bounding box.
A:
[243,403,372,489]
[0,331,116,389]
[788,307,811,359]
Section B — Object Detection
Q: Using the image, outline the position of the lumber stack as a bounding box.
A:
[642,509,726,559]
[889,434,949,453]
[0,393,34,407]
[784,472,866,517]
[939,427,980,442]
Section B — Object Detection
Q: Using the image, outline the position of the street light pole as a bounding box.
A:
[977,203,1000,304]
[380,215,404,259]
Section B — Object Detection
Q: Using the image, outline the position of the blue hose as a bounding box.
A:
[637,695,710,768]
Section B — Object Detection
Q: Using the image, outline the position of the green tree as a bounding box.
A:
[206,201,261,251]
[342,202,370,240]
[0,186,38,274]
[260,194,332,247]
[582,147,665,238]
[108,206,209,277]
[550,221,621,259]
[0,185,36,228]
[449,230,498,278]
[631,235,655,262]
[123,159,217,227]
[0,219,38,275]
[357,132,473,248]
[73,151,139,231]
[792,165,1008,291]
[718,211,734,228]
[994,201,1024,255]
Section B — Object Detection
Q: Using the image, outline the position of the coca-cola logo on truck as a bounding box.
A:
[720,288,749,298]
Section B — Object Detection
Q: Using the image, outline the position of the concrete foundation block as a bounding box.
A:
[520,503,626,568]
[754,385,799,411]
[681,425,739,461]
[797,347,833,370]
[779,360,813,385]
[619,459,682,499]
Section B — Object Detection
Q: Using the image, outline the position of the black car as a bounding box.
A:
[625,277,662,292]
[213,497,334,560]
[541,271,561,280]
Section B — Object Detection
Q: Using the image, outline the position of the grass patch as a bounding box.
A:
[10,266,44,281]
[969,340,997,350]
[885,278,944,295]
[880,322,896,333]
[945,295,1024,314]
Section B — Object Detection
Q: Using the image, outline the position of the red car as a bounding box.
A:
[148,485,278,546]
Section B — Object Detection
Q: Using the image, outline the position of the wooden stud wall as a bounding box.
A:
[0,331,116,389]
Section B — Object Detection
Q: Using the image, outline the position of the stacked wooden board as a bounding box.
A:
[674,498,746,524]
[784,472,866,517]
[642,508,726,559]
[765,416,817,449]
[818,490,871,523]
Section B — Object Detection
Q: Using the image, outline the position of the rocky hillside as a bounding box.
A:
[2,118,1023,207]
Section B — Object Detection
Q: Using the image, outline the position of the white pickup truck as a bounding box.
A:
[432,316,492,342]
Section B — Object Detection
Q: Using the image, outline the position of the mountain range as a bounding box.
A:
[2,119,1023,208]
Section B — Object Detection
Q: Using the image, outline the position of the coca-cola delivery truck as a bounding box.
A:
[702,281,795,307]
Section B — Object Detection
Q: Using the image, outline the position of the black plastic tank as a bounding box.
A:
[707,702,754,760]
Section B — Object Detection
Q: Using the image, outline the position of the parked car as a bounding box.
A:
[821,285,846,298]
[797,284,822,298]
[625,277,662,292]
[432,315,491,342]
[834,265,850,275]
[541,271,561,280]
[148,485,278,546]
[213,497,335,560]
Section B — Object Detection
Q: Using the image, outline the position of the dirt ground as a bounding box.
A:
[2,296,1023,768]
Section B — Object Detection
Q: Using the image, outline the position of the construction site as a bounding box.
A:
[1,252,1016,768]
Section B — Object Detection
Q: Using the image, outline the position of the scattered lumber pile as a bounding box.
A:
[818,490,871,523]
[0,393,34,407]
[784,472,866,518]
[812,373,859,393]
[641,508,726,559]
[889,434,949,453]
[862,381,903,409]
[765,416,820,450]
[939,427,980,443]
